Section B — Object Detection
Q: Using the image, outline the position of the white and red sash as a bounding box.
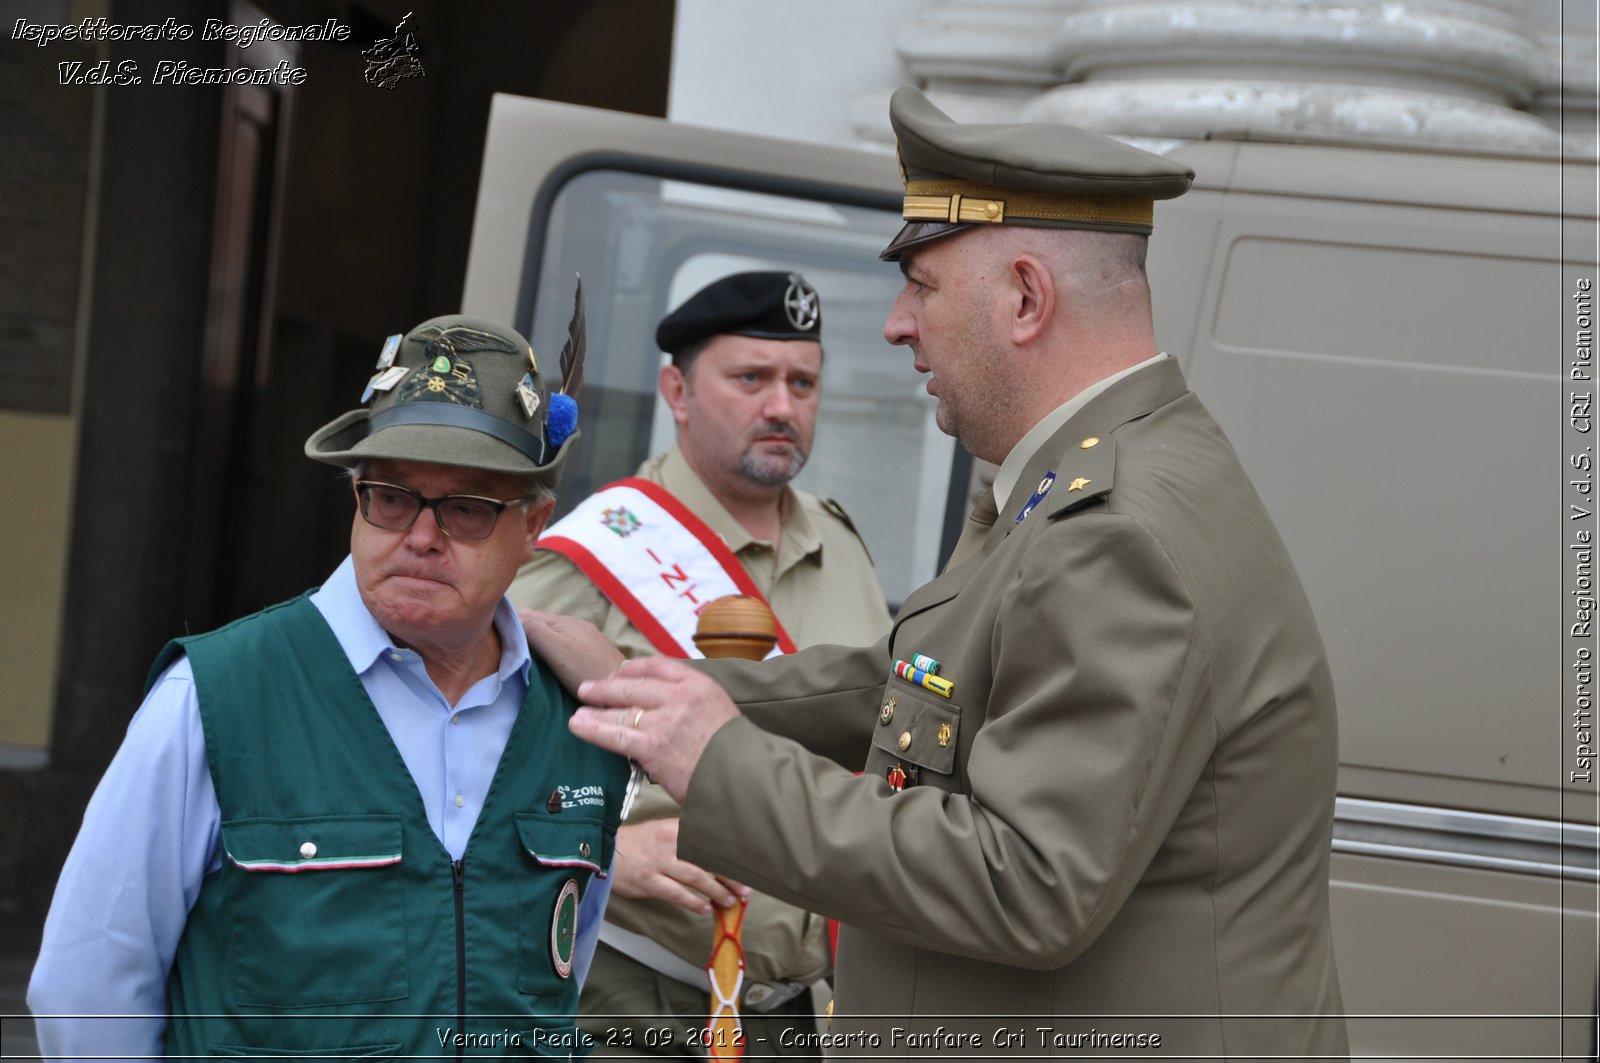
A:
[536,478,796,659]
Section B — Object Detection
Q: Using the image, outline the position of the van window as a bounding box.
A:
[520,168,951,606]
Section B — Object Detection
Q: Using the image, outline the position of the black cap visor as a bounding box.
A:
[879,220,974,261]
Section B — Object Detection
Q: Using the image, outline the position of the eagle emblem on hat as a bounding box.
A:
[394,324,519,408]
[398,355,484,407]
[783,273,819,332]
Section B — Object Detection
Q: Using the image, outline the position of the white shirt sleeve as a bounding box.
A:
[27,658,220,1062]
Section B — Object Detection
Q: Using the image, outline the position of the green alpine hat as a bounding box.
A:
[305,291,587,487]
[881,87,1195,260]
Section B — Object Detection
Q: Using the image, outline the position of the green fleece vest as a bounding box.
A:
[155,594,628,1059]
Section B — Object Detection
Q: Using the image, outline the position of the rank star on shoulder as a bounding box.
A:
[1067,477,1092,491]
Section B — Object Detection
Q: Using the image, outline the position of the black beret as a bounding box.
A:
[655,271,822,355]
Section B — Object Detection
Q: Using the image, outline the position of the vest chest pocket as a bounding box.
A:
[221,815,407,1008]
[514,812,614,996]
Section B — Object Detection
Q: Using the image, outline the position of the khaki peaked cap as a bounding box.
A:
[882,86,1195,259]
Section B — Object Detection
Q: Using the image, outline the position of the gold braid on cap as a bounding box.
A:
[903,179,1154,229]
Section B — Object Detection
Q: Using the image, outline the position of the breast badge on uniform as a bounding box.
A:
[894,657,953,698]
[886,763,920,792]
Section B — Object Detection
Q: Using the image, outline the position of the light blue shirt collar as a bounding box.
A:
[311,555,532,686]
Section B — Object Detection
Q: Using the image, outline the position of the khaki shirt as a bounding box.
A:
[507,443,890,983]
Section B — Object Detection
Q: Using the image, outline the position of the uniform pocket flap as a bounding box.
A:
[515,812,608,873]
[870,687,960,776]
[222,815,403,873]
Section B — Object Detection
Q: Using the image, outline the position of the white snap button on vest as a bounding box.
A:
[579,842,591,858]
[299,841,317,859]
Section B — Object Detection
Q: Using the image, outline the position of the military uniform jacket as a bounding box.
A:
[508,444,891,983]
[679,359,1349,1060]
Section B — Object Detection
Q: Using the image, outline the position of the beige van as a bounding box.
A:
[465,94,1598,1062]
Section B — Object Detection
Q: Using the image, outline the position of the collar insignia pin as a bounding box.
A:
[1015,470,1056,524]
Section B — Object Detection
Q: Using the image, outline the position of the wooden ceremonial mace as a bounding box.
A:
[692,595,779,1062]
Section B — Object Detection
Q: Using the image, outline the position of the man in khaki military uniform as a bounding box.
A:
[509,271,889,1059]
[540,89,1348,1060]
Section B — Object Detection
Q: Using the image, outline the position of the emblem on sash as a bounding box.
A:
[600,506,642,538]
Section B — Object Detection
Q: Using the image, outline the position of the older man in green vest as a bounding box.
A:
[30,307,630,1059]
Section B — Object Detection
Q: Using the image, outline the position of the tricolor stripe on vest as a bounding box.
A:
[225,851,402,873]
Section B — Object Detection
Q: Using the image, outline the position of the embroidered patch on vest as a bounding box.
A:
[551,878,580,978]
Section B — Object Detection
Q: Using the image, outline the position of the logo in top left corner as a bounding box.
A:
[362,11,425,90]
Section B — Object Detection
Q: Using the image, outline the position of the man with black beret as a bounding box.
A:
[31,306,630,1058]
[536,88,1349,1059]
[509,271,889,1057]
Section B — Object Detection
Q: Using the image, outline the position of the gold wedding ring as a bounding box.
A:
[632,708,644,730]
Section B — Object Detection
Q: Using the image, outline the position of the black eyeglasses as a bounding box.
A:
[354,480,535,541]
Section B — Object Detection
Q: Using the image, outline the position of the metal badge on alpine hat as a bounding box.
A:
[654,270,821,356]
[306,280,588,487]
[879,87,1195,260]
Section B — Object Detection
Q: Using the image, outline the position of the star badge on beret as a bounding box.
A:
[783,273,819,332]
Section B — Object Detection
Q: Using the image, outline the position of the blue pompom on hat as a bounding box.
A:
[547,392,578,448]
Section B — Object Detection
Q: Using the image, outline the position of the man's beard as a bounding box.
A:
[738,422,807,487]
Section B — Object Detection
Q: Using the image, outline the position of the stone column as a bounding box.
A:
[853,0,1079,143]
[869,0,1579,153]
[1023,0,1561,151]
[1519,0,1599,156]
